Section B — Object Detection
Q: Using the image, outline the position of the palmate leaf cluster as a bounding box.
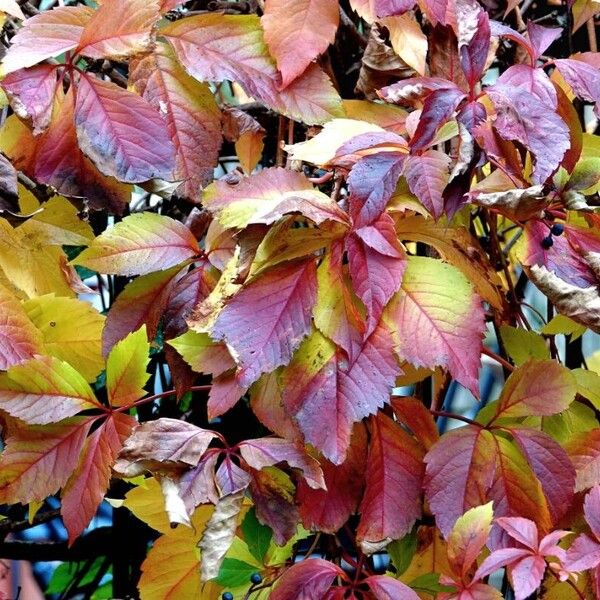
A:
[0,0,599,598]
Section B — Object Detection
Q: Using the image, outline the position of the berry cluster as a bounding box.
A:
[541,223,564,249]
[222,573,263,599]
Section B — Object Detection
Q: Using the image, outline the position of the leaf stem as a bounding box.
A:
[482,347,514,372]
[429,410,481,427]
[114,384,212,413]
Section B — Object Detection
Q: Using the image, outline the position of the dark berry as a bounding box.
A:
[222,593,234,600]
[551,223,564,236]
[250,573,263,585]
[541,235,554,249]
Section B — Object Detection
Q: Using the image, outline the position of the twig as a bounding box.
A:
[482,347,515,372]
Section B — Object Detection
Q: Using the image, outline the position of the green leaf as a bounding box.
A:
[408,572,454,594]
[47,558,106,594]
[499,325,550,366]
[241,507,272,563]
[387,529,418,576]
[573,368,600,411]
[541,315,586,340]
[215,558,258,588]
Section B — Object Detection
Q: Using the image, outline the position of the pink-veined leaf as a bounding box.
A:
[72,212,200,276]
[211,258,317,388]
[129,42,222,199]
[283,326,401,465]
[565,533,600,572]
[262,0,339,89]
[424,425,497,537]
[0,355,100,425]
[75,0,160,60]
[357,412,424,552]
[403,150,451,218]
[178,451,220,511]
[474,547,531,581]
[585,484,600,540]
[206,371,247,419]
[216,455,252,496]
[202,167,349,229]
[566,429,600,492]
[495,64,557,107]
[0,284,43,370]
[555,58,600,117]
[458,1,491,89]
[0,416,94,504]
[161,14,344,125]
[527,22,562,59]
[61,412,136,544]
[238,437,325,489]
[346,221,407,337]
[270,558,345,600]
[1,64,59,134]
[297,423,367,533]
[0,5,93,74]
[387,256,485,396]
[365,574,421,599]
[74,73,175,183]
[391,397,440,450]
[506,555,547,600]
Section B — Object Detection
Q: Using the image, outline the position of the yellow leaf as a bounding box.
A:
[18,196,94,246]
[23,294,105,383]
[106,326,150,407]
[124,477,173,534]
[381,13,428,75]
[400,526,452,586]
[139,506,218,600]
[499,325,550,366]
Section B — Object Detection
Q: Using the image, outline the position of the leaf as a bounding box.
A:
[486,84,570,184]
[202,167,349,229]
[0,5,93,74]
[61,412,136,544]
[24,294,105,383]
[168,331,234,377]
[282,326,401,464]
[387,256,485,397]
[262,0,339,88]
[459,3,491,89]
[2,64,58,134]
[424,425,497,537]
[0,417,94,504]
[238,437,325,489]
[555,58,600,117]
[313,241,365,363]
[447,502,494,580]
[73,212,199,276]
[162,14,344,125]
[488,360,576,422]
[117,418,219,472]
[129,42,222,199]
[566,429,600,492]
[499,326,550,366]
[403,150,451,218]
[0,283,43,370]
[357,412,424,553]
[471,184,548,221]
[0,0,23,19]
[381,13,427,75]
[0,355,99,425]
[297,423,367,533]
[346,220,407,336]
[270,558,344,600]
[365,574,421,600]
[211,259,317,388]
[222,108,265,174]
[241,507,272,563]
[75,0,160,61]
[215,558,258,588]
[106,326,150,407]
[103,265,184,356]
[138,506,215,600]
[123,477,173,534]
[391,397,439,450]
[74,73,175,183]
[199,489,245,581]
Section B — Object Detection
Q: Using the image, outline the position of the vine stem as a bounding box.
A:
[429,410,481,427]
[482,347,514,372]
[114,385,212,412]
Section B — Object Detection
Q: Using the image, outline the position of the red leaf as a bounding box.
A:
[297,423,367,533]
[74,73,175,183]
[75,0,160,61]
[373,0,415,17]
[495,65,557,107]
[566,429,600,492]
[509,554,547,600]
[1,5,93,74]
[555,58,600,117]
[61,412,136,544]
[206,371,247,419]
[391,397,439,450]
[262,0,339,89]
[527,22,562,60]
[270,558,344,600]
[216,455,252,496]
[458,3,490,89]
[211,259,317,387]
[0,417,94,504]
[365,574,420,599]
[425,425,497,537]
[486,84,570,184]
[404,149,451,218]
[509,427,575,524]
[585,485,600,540]
[283,326,401,465]
[130,43,222,199]
[239,437,325,489]
[178,451,220,511]
[34,88,130,213]
[347,152,406,227]
[2,65,59,134]
[357,412,424,551]
[565,533,600,572]
[409,87,466,151]
[346,228,406,337]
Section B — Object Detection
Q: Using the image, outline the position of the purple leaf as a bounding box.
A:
[555,58,600,117]
[404,149,451,218]
[527,22,561,59]
[458,1,491,89]
[373,0,415,17]
[496,64,557,107]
